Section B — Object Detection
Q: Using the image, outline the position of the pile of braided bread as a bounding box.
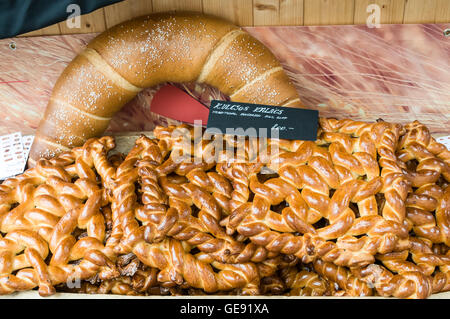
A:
[0,118,448,298]
[1,11,448,298]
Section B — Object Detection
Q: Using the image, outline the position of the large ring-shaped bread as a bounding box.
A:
[29,11,303,166]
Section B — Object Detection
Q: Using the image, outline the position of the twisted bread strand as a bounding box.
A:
[69,267,160,296]
[281,265,334,296]
[375,237,450,291]
[0,230,54,296]
[114,136,268,263]
[132,238,260,293]
[228,181,396,266]
[155,176,269,263]
[259,276,285,295]
[397,123,450,245]
[0,233,118,296]
[111,138,261,292]
[2,118,450,298]
[351,263,433,299]
[223,120,411,267]
[405,187,449,245]
[0,137,116,237]
[0,137,118,296]
[431,270,450,294]
[153,125,218,175]
[319,119,410,226]
[47,190,119,280]
[313,259,373,296]
[408,238,450,294]
[216,161,262,213]
[399,121,450,173]
[230,205,375,267]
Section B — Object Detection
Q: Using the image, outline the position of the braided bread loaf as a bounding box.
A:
[0,137,118,295]
[29,11,302,166]
[1,117,449,298]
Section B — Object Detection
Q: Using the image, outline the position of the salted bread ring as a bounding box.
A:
[29,12,303,166]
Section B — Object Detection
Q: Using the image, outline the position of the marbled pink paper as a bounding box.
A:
[0,23,449,136]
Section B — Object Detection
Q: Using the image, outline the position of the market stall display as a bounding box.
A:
[0,12,448,299]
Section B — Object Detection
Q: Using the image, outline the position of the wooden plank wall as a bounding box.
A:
[20,0,450,36]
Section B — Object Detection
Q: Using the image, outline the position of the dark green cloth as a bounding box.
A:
[0,0,123,39]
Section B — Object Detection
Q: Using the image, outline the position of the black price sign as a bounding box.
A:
[206,100,318,140]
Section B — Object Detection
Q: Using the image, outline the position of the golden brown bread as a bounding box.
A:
[1,118,449,298]
[29,11,302,166]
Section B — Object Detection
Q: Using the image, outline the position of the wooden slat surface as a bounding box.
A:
[279,0,304,26]
[103,0,153,28]
[435,0,450,23]
[354,0,405,24]
[203,0,253,25]
[403,0,438,24]
[253,0,280,26]
[58,8,107,34]
[151,0,203,12]
[19,23,61,37]
[14,0,450,37]
[304,0,355,25]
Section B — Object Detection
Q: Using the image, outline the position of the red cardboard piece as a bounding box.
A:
[150,84,209,125]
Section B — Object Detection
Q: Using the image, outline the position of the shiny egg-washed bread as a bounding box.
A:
[0,137,119,296]
[1,118,449,298]
[29,12,302,166]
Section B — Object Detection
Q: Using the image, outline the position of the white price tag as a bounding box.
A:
[437,135,450,150]
[0,132,26,180]
[22,135,34,159]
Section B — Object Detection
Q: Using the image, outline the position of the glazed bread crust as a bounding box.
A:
[29,12,302,165]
